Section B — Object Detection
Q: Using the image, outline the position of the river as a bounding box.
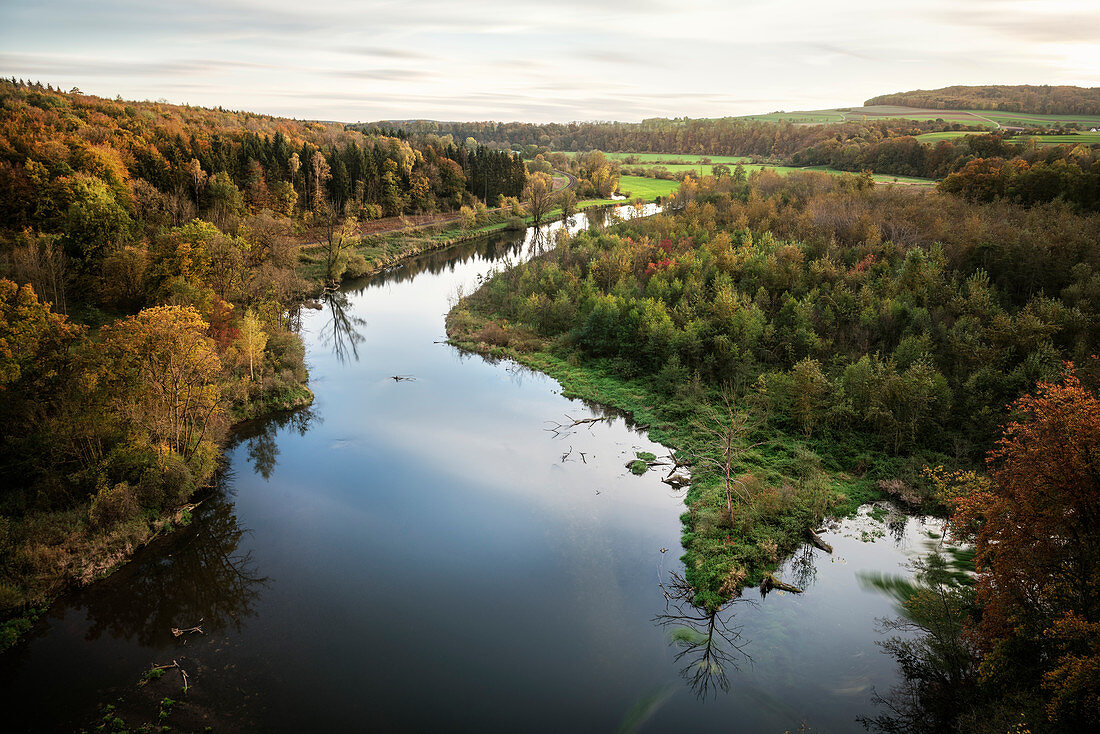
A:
[1,206,941,733]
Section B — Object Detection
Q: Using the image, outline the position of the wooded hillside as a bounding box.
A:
[865,85,1100,116]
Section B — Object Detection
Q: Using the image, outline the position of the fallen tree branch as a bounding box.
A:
[808,528,833,554]
[171,618,204,638]
[760,572,803,596]
[145,659,191,693]
[663,473,691,488]
[544,414,609,435]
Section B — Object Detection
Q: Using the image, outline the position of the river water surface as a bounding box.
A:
[2,208,940,732]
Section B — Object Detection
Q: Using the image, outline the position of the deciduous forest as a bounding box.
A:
[0,79,527,639]
[2,74,1099,732]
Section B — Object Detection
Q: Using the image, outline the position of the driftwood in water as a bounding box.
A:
[808,528,833,554]
[545,414,608,436]
[663,473,691,488]
[760,572,803,596]
[148,660,191,693]
[391,375,416,382]
[171,618,204,637]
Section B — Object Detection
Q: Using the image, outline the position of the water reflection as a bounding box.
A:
[353,233,528,290]
[319,289,367,363]
[232,408,319,480]
[74,495,267,647]
[654,573,752,700]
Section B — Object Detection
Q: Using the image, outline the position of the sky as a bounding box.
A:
[1,0,1098,123]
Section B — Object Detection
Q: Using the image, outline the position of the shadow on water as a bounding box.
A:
[75,485,268,647]
[319,289,367,364]
[351,229,529,291]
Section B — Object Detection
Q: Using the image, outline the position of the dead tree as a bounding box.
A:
[690,392,763,523]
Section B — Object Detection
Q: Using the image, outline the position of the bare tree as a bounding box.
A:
[690,391,763,523]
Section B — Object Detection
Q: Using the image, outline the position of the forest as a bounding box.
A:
[2,74,1099,730]
[379,114,1100,211]
[447,168,1100,732]
[865,84,1100,115]
[0,79,529,642]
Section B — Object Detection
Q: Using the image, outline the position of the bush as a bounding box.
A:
[343,251,370,278]
[504,216,526,231]
[138,451,194,510]
[476,321,510,347]
[88,481,139,527]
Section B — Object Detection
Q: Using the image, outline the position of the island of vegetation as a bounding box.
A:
[448,154,1100,728]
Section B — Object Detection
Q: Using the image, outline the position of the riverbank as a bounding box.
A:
[446,304,887,610]
[298,198,633,285]
[0,380,314,652]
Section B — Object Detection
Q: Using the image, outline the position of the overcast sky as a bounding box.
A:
[1,0,1097,123]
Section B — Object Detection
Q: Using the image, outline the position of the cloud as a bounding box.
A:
[341,47,431,60]
[1,0,1098,123]
[334,68,434,81]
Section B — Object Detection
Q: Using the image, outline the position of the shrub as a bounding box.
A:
[477,321,510,347]
[88,481,139,527]
[343,251,370,279]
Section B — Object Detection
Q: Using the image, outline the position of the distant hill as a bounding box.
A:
[865,85,1100,116]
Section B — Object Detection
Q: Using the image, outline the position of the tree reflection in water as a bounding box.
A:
[231,407,319,480]
[75,493,268,647]
[319,289,367,364]
[654,573,753,700]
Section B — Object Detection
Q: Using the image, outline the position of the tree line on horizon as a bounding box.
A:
[865,84,1100,116]
[377,113,1100,211]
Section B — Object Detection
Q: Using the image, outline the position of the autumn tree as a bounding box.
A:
[238,310,268,381]
[319,207,359,282]
[523,172,555,225]
[557,189,577,221]
[0,279,85,490]
[789,357,829,436]
[948,367,1100,729]
[102,306,225,461]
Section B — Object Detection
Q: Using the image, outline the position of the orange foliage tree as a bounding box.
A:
[949,366,1100,727]
[101,306,225,461]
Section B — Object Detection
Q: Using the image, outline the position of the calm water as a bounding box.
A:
[1,208,939,732]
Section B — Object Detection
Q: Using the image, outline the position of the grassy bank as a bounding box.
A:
[445,305,893,610]
[299,198,649,285]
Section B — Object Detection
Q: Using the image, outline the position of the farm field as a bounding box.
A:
[915,131,1100,145]
[616,175,680,200]
[614,164,934,191]
[1018,132,1100,145]
[740,105,1100,130]
[914,131,973,142]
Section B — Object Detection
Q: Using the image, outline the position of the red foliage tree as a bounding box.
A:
[950,367,1100,726]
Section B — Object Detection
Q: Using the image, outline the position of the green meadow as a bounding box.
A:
[616,175,680,200]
